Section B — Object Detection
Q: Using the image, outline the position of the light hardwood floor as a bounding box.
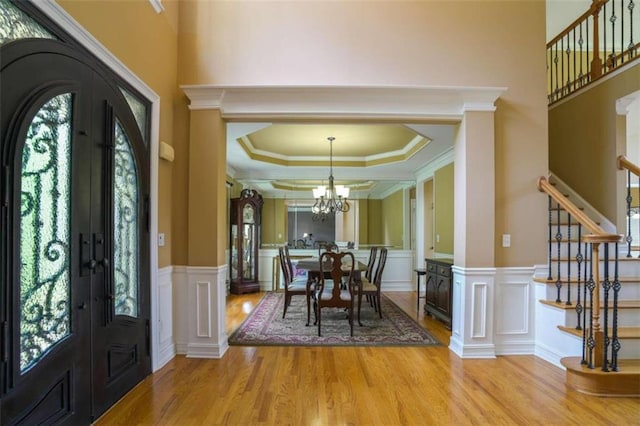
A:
[95,292,639,425]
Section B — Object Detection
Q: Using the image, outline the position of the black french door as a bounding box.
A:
[0,38,151,424]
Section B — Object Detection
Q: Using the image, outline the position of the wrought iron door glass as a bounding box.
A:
[0,0,55,46]
[119,87,147,146]
[19,93,72,371]
[113,120,139,317]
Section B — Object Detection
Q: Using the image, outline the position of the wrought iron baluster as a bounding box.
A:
[548,195,553,280]
[586,245,596,369]
[626,169,632,257]
[611,241,621,371]
[555,201,563,302]
[629,0,636,60]
[581,242,590,365]
[566,213,572,305]
[609,0,617,70]
[575,225,584,330]
[602,243,611,372]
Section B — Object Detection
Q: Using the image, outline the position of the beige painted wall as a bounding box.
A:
[434,163,454,255]
[424,180,434,259]
[549,65,640,223]
[382,190,404,248]
[60,0,549,269]
[178,0,549,267]
[367,199,383,245]
[261,198,287,246]
[59,0,179,268]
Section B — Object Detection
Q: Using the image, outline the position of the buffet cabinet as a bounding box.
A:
[424,258,453,329]
[229,189,263,294]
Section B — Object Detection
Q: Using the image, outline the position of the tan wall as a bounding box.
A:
[434,163,454,255]
[59,0,179,268]
[261,198,287,247]
[549,65,640,223]
[423,180,434,259]
[367,199,383,245]
[358,200,370,245]
[382,190,404,248]
[178,0,549,267]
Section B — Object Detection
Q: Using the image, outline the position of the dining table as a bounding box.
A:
[295,256,367,326]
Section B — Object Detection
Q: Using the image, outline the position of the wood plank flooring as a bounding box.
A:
[94,291,639,425]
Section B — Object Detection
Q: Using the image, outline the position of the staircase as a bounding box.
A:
[536,173,640,397]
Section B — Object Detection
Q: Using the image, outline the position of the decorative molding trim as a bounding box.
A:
[471,283,488,339]
[180,85,506,119]
[31,0,162,371]
[196,281,212,338]
[155,266,175,370]
[415,147,454,182]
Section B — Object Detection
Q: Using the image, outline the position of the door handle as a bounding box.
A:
[99,258,110,268]
[78,302,87,310]
[86,259,97,270]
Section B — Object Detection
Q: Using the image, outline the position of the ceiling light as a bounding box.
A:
[312,137,350,222]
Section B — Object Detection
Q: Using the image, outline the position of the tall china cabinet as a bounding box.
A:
[229,188,263,294]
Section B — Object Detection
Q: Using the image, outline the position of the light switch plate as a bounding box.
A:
[502,234,511,247]
[158,233,165,247]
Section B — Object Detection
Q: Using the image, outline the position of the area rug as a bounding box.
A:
[228,292,440,346]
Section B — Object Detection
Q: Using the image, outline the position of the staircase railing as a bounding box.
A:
[547,0,639,105]
[617,155,640,257]
[538,176,623,371]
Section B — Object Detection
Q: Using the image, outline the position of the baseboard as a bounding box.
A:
[186,342,229,359]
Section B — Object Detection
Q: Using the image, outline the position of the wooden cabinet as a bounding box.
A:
[230,189,263,294]
[424,258,453,328]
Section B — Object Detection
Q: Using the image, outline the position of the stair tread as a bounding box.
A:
[561,356,640,375]
[558,325,640,339]
[540,300,640,309]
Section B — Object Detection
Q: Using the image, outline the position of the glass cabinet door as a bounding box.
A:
[230,224,238,280]
[242,204,255,280]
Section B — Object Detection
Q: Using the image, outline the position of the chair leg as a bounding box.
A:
[349,306,354,336]
[357,292,364,326]
[377,294,382,318]
[317,306,322,336]
[283,294,290,319]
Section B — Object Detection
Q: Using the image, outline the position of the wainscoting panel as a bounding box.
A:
[494,267,536,356]
[155,266,175,370]
[196,281,212,338]
[471,283,488,339]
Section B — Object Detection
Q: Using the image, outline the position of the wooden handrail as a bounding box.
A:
[537,176,605,236]
[617,155,640,177]
[546,0,606,47]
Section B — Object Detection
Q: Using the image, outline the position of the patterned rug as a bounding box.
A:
[228,292,440,346]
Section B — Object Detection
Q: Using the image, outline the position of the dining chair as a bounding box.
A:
[317,242,339,258]
[365,246,378,281]
[278,246,308,319]
[315,251,356,337]
[284,245,316,325]
[357,247,388,326]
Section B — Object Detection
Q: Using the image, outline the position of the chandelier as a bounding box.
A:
[312,137,350,222]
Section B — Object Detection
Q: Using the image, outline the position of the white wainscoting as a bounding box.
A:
[493,267,536,356]
[450,266,536,359]
[155,266,175,371]
[173,265,229,359]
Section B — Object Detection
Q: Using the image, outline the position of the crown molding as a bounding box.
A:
[180,85,507,119]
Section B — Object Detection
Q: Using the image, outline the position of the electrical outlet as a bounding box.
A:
[436,234,440,243]
[502,234,511,248]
